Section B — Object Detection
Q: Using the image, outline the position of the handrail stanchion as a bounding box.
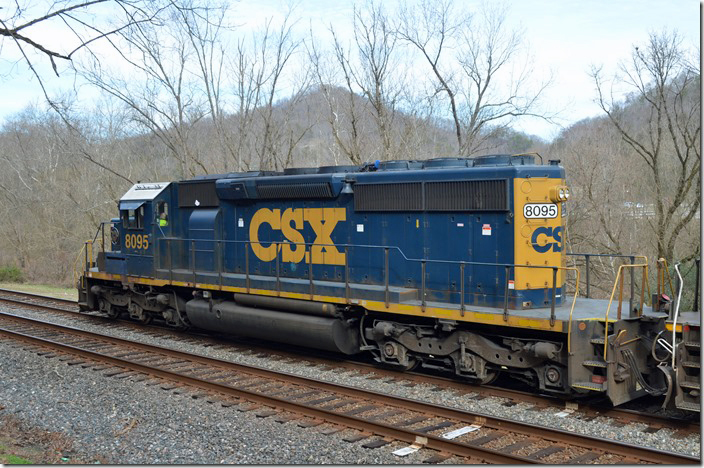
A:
[617,269,624,320]
[639,267,646,317]
[275,242,280,296]
[550,267,557,327]
[567,268,581,354]
[101,223,105,253]
[167,239,173,284]
[503,265,510,322]
[218,240,223,290]
[629,256,635,313]
[245,242,250,293]
[345,246,350,304]
[421,260,426,312]
[460,262,465,317]
[384,247,390,308]
[191,240,196,286]
[84,241,89,272]
[309,246,314,300]
[585,254,591,298]
[602,262,648,359]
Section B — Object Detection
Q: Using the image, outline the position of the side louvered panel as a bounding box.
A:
[354,183,423,211]
[256,183,333,199]
[425,180,507,211]
[178,181,219,208]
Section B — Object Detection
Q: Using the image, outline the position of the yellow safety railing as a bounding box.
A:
[602,258,651,359]
[657,257,676,301]
[72,240,93,289]
[565,267,581,354]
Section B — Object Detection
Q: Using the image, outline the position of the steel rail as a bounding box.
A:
[0,290,699,435]
[0,311,697,465]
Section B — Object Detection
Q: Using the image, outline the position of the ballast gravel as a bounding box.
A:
[1,303,700,463]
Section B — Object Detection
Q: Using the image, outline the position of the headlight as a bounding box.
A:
[565,188,570,199]
[559,188,565,200]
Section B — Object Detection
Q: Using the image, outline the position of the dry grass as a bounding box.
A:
[0,282,77,301]
[0,412,106,464]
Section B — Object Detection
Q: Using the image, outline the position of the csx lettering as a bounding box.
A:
[531,226,562,253]
[249,208,346,265]
[125,234,149,250]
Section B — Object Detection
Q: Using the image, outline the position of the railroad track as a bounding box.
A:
[0,287,698,437]
[0,308,698,464]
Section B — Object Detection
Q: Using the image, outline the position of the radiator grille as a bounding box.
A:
[256,182,333,199]
[425,180,507,211]
[355,183,423,211]
[355,179,507,212]
[178,181,219,208]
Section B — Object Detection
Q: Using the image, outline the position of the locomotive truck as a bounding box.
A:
[76,154,700,411]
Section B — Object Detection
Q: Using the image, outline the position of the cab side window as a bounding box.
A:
[157,202,169,227]
[122,206,144,229]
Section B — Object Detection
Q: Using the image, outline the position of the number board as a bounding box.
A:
[523,203,558,219]
[125,234,149,250]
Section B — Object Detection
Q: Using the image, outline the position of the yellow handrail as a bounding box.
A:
[602,262,650,359]
[72,240,93,289]
[566,267,581,354]
[72,243,87,289]
[658,257,676,300]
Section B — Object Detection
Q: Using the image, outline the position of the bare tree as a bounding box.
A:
[592,30,700,264]
[78,3,210,178]
[397,0,551,155]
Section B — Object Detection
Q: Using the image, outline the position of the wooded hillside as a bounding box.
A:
[0,2,698,302]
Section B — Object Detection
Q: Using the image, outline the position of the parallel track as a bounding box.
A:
[0,289,698,429]
[0,288,698,431]
[0,305,698,464]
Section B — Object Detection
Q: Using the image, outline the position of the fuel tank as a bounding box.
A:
[185,298,360,355]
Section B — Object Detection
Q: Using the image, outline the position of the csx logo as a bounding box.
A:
[250,208,346,265]
[531,226,563,253]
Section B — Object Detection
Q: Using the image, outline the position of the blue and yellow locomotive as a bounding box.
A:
[77,154,697,410]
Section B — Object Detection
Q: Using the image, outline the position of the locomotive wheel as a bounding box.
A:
[138,313,153,325]
[479,371,498,385]
[129,303,152,325]
[100,299,120,319]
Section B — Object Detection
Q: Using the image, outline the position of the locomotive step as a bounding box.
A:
[682,361,701,369]
[571,382,606,392]
[680,380,701,390]
[589,338,605,345]
[676,401,701,412]
[582,359,607,368]
[684,341,701,348]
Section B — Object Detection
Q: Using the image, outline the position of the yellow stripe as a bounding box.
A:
[665,323,682,332]
[85,271,564,332]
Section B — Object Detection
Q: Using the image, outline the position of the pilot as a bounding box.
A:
[159,213,168,227]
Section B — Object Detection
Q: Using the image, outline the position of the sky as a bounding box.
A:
[0,0,700,141]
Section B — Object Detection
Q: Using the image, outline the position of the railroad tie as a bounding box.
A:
[282,390,319,401]
[565,452,601,464]
[395,416,428,427]
[255,410,279,418]
[498,439,538,454]
[526,446,564,460]
[361,438,391,449]
[297,418,324,428]
[414,421,454,434]
[467,433,502,446]
[305,396,338,406]
[319,425,345,435]
[342,431,372,443]
[366,409,404,422]
[341,405,378,416]
[421,452,452,464]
